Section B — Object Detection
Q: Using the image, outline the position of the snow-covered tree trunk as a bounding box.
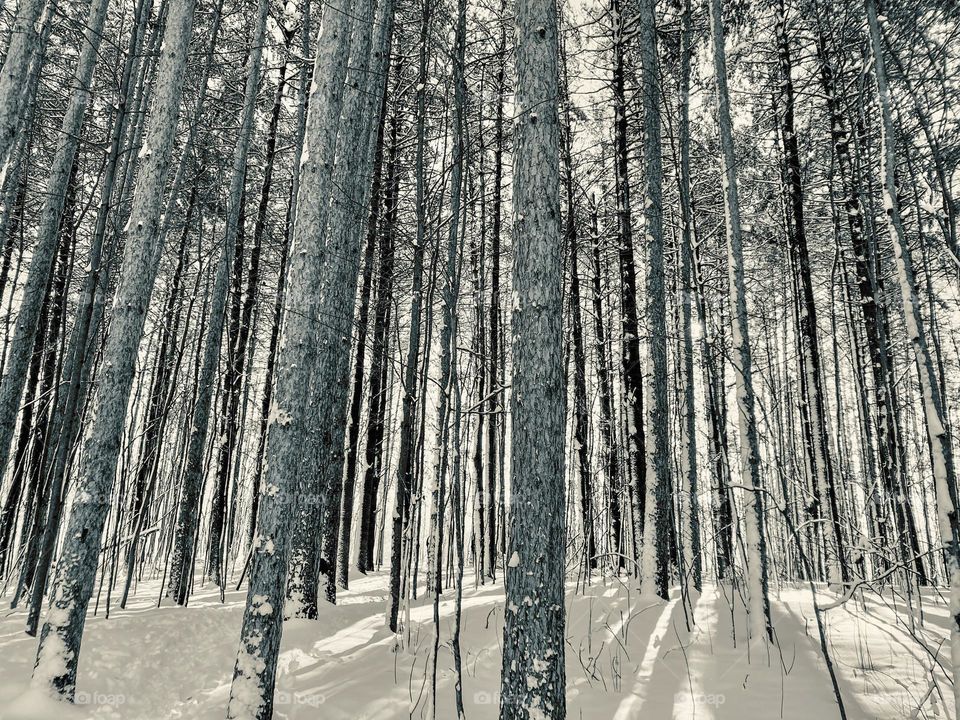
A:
[0,0,46,183]
[866,0,960,708]
[610,0,647,570]
[222,25,296,581]
[226,0,357,715]
[31,0,199,698]
[709,0,771,644]
[774,0,848,585]
[312,0,394,605]
[167,0,269,604]
[0,0,111,498]
[677,0,701,592]
[389,0,432,633]
[248,198,291,550]
[247,0,310,551]
[637,0,671,600]
[500,0,566,716]
[286,0,385,616]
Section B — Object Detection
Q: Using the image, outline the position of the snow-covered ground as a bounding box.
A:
[0,574,952,718]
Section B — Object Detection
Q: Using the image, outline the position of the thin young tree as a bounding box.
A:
[388,0,433,633]
[708,0,771,644]
[677,0,702,592]
[429,0,466,709]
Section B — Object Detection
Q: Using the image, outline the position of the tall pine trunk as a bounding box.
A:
[226,0,364,714]
[709,0,771,644]
[315,0,394,604]
[0,0,113,495]
[500,0,566,716]
[0,0,45,178]
[357,88,401,575]
[388,0,431,633]
[560,50,595,573]
[167,0,269,603]
[610,0,647,568]
[484,0,507,580]
[32,0,200,696]
[865,0,960,706]
[637,0,671,600]
[677,0,701,591]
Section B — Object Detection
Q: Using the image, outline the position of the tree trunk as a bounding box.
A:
[337,84,389,590]
[865,1,959,707]
[709,0,771,644]
[484,0,507,581]
[429,0,465,705]
[588,198,622,570]
[0,0,45,178]
[388,0,431,634]
[610,0,647,569]
[560,44,595,573]
[500,0,566,716]
[314,0,394,605]
[358,85,401,575]
[167,0,269,604]
[637,0,670,600]
[246,8,311,553]
[677,0,701,591]
[32,0,200,697]
[207,189,248,589]
[226,0,364,714]
[0,0,113,494]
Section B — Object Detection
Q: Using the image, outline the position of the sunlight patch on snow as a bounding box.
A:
[612,596,678,719]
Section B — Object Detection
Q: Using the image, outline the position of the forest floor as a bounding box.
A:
[0,571,953,719]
